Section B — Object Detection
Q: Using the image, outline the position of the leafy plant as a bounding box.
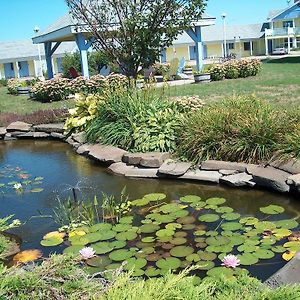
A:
[61,52,82,78]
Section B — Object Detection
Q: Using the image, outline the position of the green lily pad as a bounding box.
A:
[63,245,84,255]
[124,258,147,270]
[221,222,243,231]
[198,214,220,223]
[177,216,196,224]
[190,202,206,209]
[221,213,241,221]
[113,224,132,232]
[198,251,217,261]
[139,224,160,234]
[40,237,63,247]
[156,257,181,270]
[206,267,234,278]
[119,216,134,224]
[272,246,286,253]
[170,237,187,245]
[237,244,257,253]
[174,231,188,238]
[145,267,161,277]
[239,217,259,226]
[186,253,201,262]
[260,205,285,215]
[283,241,300,251]
[253,249,275,259]
[132,269,145,277]
[206,236,230,246]
[131,198,150,206]
[115,231,137,241]
[109,249,135,261]
[31,188,44,193]
[237,253,259,265]
[111,240,126,249]
[215,206,234,214]
[275,219,299,229]
[84,231,116,243]
[254,221,276,231]
[143,193,166,202]
[92,242,114,254]
[90,223,112,232]
[228,236,245,246]
[180,195,201,203]
[159,203,182,214]
[86,256,112,268]
[206,197,226,205]
[206,231,218,237]
[206,244,233,253]
[196,260,215,270]
[141,237,156,243]
[194,230,206,236]
[165,223,182,230]
[156,229,174,237]
[272,228,292,239]
[182,224,196,230]
[170,246,194,257]
[170,210,189,218]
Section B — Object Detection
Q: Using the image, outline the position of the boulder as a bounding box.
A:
[200,160,247,172]
[0,127,6,137]
[4,133,17,141]
[219,169,239,176]
[76,144,92,155]
[269,158,300,175]
[9,131,26,137]
[247,165,290,193]
[18,132,50,139]
[50,132,65,140]
[108,162,135,176]
[88,144,127,164]
[33,123,64,133]
[124,167,159,178]
[123,152,170,168]
[158,159,191,176]
[220,172,255,187]
[287,174,300,193]
[71,132,86,144]
[6,121,32,132]
[179,169,222,183]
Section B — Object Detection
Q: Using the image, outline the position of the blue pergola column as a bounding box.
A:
[186,26,204,71]
[75,33,94,79]
[44,41,61,79]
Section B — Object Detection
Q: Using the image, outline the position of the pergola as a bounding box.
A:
[32,12,215,79]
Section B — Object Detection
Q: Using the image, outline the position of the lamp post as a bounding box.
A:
[33,26,43,78]
[221,13,227,58]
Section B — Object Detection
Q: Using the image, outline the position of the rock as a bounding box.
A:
[0,127,6,137]
[269,159,300,175]
[4,133,17,141]
[50,132,65,140]
[201,160,247,172]
[179,169,222,183]
[18,132,50,139]
[287,174,300,193]
[220,172,255,187]
[219,169,239,176]
[66,136,75,145]
[72,142,81,149]
[33,123,64,133]
[76,144,92,155]
[88,144,127,164]
[158,159,191,176]
[265,252,300,288]
[6,121,32,132]
[247,165,290,193]
[9,131,26,137]
[71,132,86,144]
[124,167,159,178]
[108,162,135,176]
[123,152,170,168]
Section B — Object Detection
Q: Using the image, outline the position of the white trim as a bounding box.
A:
[270,1,300,21]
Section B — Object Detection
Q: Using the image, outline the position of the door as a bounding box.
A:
[18,61,29,77]
[268,40,273,53]
[203,45,208,59]
[4,62,15,79]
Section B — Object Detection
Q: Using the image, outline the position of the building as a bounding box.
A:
[0,39,77,79]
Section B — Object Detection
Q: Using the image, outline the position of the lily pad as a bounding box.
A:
[221,222,243,231]
[237,253,259,265]
[141,237,156,243]
[86,256,112,268]
[260,205,285,215]
[132,198,150,206]
[113,224,132,232]
[198,214,220,223]
[196,260,215,270]
[254,221,276,231]
[31,188,44,193]
[40,237,63,247]
[63,245,84,255]
[237,244,257,253]
[206,197,226,205]
[275,219,299,230]
[109,249,135,261]
[221,213,241,221]
[177,216,196,224]
[156,257,181,270]
[115,231,137,241]
[92,242,114,254]
[239,217,259,226]
[253,249,275,259]
[271,246,286,253]
[145,267,161,277]
[119,216,134,224]
[215,206,234,214]
[139,223,160,234]
[124,258,147,270]
[206,267,234,278]
[180,195,201,203]
[206,236,230,246]
[170,246,194,258]
[143,193,166,202]
[156,229,174,238]
[170,237,187,245]
[198,251,217,261]
[186,253,201,262]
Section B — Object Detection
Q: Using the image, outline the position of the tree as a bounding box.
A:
[66,0,207,78]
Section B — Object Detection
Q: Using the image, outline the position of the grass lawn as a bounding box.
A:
[0,87,74,115]
[167,56,300,107]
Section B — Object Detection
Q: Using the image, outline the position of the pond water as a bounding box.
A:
[1,140,300,281]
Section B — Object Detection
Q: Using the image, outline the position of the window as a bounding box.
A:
[228,43,235,50]
[189,46,196,60]
[283,21,293,28]
[10,63,14,71]
[244,42,251,51]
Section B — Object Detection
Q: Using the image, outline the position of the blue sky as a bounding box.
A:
[0,0,290,41]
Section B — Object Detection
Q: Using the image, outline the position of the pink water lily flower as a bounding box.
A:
[79,247,95,260]
[221,254,240,268]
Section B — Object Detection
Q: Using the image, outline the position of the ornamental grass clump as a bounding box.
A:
[177,95,290,164]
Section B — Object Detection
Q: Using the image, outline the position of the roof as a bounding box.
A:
[267,1,300,21]
[173,23,264,45]
[0,39,77,63]
[267,9,285,20]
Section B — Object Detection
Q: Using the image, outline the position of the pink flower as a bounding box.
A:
[79,247,95,260]
[221,254,240,268]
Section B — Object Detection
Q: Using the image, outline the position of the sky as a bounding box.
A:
[0,0,292,41]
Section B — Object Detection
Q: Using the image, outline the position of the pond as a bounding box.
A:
[1,140,300,281]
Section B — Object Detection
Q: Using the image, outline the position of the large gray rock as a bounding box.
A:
[247,165,290,193]
[179,169,222,183]
[17,132,50,139]
[71,132,86,144]
[88,144,127,164]
[124,167,159,178]
[269,158,300,175]
[6,121,32,132]
[0,127,6,138]
[33,123,64,133]
[220,172,255,187]
[108,162,135,176]
[158,159,191,176]
[123,152,170,168]
[287,174,300,193]
[4,133,17,141]
[9,131,26,137]
[76,144,92,155]
[265,252,300,288]
[50,132,65,140]
[219,169,239,176]
[200,160,247,172]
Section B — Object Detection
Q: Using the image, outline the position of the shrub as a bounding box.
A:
[7,79,26,95]
[177,95,289,164]
[152,63,171,76]
[0,79,7,87]
[61,52,82,78]
[85,86,182,152]
[209,65,226,81]
[170,95,205,111]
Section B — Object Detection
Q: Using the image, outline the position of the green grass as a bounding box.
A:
[0,87,74,115]
[167,57,300,107]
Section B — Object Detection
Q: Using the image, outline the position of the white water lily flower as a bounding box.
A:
[79,247,96,260]
[13,183,22,190]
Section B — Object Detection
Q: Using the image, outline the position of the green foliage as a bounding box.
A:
[177,95,290,163]
[86,85,182,152]
[88,51,110,76]
[7,79,27,95]
[61,52,82,78]
[0,79,7,87]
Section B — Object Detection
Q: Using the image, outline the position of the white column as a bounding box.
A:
[288,36,291,53]
[33,60,38,77]
[187,45,190,61]
[293,37,297,48]
[15,61,20,78]
[265,37,269,55]
[250,41,253,56]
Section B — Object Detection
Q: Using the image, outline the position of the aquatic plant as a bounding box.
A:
[80,247,96,260]
[221,254,240,268]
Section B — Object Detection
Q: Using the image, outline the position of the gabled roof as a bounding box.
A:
[268,1,300,21]
[0,39,77,63]
[173,23,264,45]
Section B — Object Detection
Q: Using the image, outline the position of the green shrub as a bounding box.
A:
[177,95,289,163]
[85,86,182,152]
[61,52,82,78]
[210,65,226,81]
[0,79,7,87]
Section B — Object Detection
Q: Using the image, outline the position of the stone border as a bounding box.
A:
[1,121,300,196]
